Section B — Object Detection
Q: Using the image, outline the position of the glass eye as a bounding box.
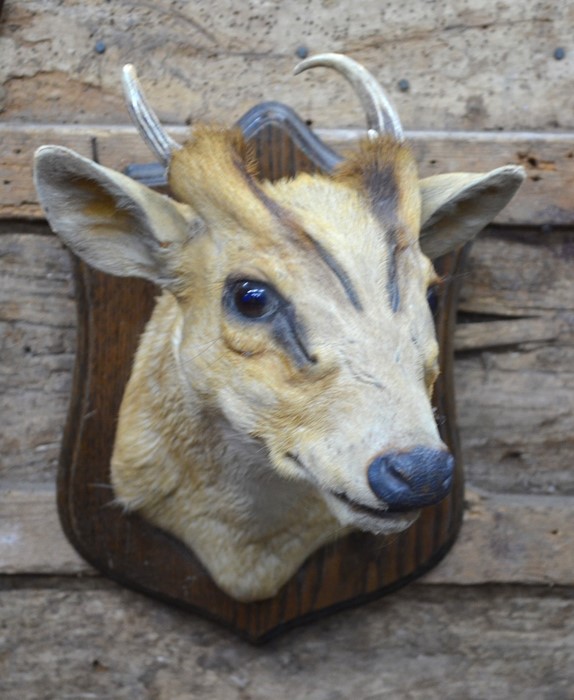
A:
[231,280,279,319]
[427,286,440,316]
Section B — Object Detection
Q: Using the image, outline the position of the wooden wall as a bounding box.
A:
[1,1,573,697]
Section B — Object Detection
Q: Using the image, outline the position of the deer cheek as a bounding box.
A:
[220,322,270,359]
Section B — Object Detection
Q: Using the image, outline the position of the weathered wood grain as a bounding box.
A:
[1,582,572,699]
[0,127,95,219]
[455,228,574,496]
[0,230,75,484]
[454,317,562,352]
[1,0,573,132]
[3,486,574,588]
[423,489,574,585]
[458,228,574,319]
[0,488,89,575]
[4,125,574,224]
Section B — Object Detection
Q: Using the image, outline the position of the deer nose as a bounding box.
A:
[367,447,454,511]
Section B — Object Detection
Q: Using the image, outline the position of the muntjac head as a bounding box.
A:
[34,54,524,601]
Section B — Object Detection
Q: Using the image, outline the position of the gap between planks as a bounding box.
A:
[1,486,573,586]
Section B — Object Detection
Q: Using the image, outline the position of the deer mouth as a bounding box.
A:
[331,491,418,521]
[285,452,418,523]
[326,489,421,535]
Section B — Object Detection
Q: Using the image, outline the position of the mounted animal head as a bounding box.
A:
[34,54,524,601]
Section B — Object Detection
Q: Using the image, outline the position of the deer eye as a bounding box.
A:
[426,286,439,317]
[230,280,280,320]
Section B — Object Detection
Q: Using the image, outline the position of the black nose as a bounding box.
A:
[367,447,454,511]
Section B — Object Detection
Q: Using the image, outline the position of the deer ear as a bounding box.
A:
[34,146,199,287]
[418,165,525,259]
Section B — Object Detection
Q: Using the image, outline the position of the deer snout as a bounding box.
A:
[367,447,454,511]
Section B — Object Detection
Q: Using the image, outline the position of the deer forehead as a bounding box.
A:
[167,131,435,316]
[172,175,435,331]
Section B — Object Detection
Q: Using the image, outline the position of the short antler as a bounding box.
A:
[122,64,182,165]
[294,53,404,142]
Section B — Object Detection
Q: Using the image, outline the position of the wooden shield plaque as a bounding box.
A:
[57,103,467,643]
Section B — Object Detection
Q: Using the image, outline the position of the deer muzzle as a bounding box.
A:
[367,446,454,511]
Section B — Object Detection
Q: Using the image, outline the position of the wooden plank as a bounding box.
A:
[2,486,574,587]
[4,124,574,223]
[0,582,571,698]
[0,230,76,484]
[455,228,574,496]
[0,127,95,219]
[1,583,572,698]
[454,317,562,352]
[457,227,574,319]
[0,487,91,575]
[407,132,574,226]
[423,490,574,585]
[2,0,573,133]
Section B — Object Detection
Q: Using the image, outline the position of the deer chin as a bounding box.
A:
[323,490,421,535]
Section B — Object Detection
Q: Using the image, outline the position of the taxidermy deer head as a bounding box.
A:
[34,54,524,602]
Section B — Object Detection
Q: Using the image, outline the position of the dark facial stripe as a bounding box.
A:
[387,242,400,313]
[272,305,316,368]
[231,151,288,223]
[364,163,400,227]
[302,233,363,311]
[364,165,402,313]
[335,139,416,313]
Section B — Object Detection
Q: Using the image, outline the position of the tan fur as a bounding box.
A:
[34,125,524,601]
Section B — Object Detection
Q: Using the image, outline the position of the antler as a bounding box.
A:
[294,53,404,142]
[122,64,182,165]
